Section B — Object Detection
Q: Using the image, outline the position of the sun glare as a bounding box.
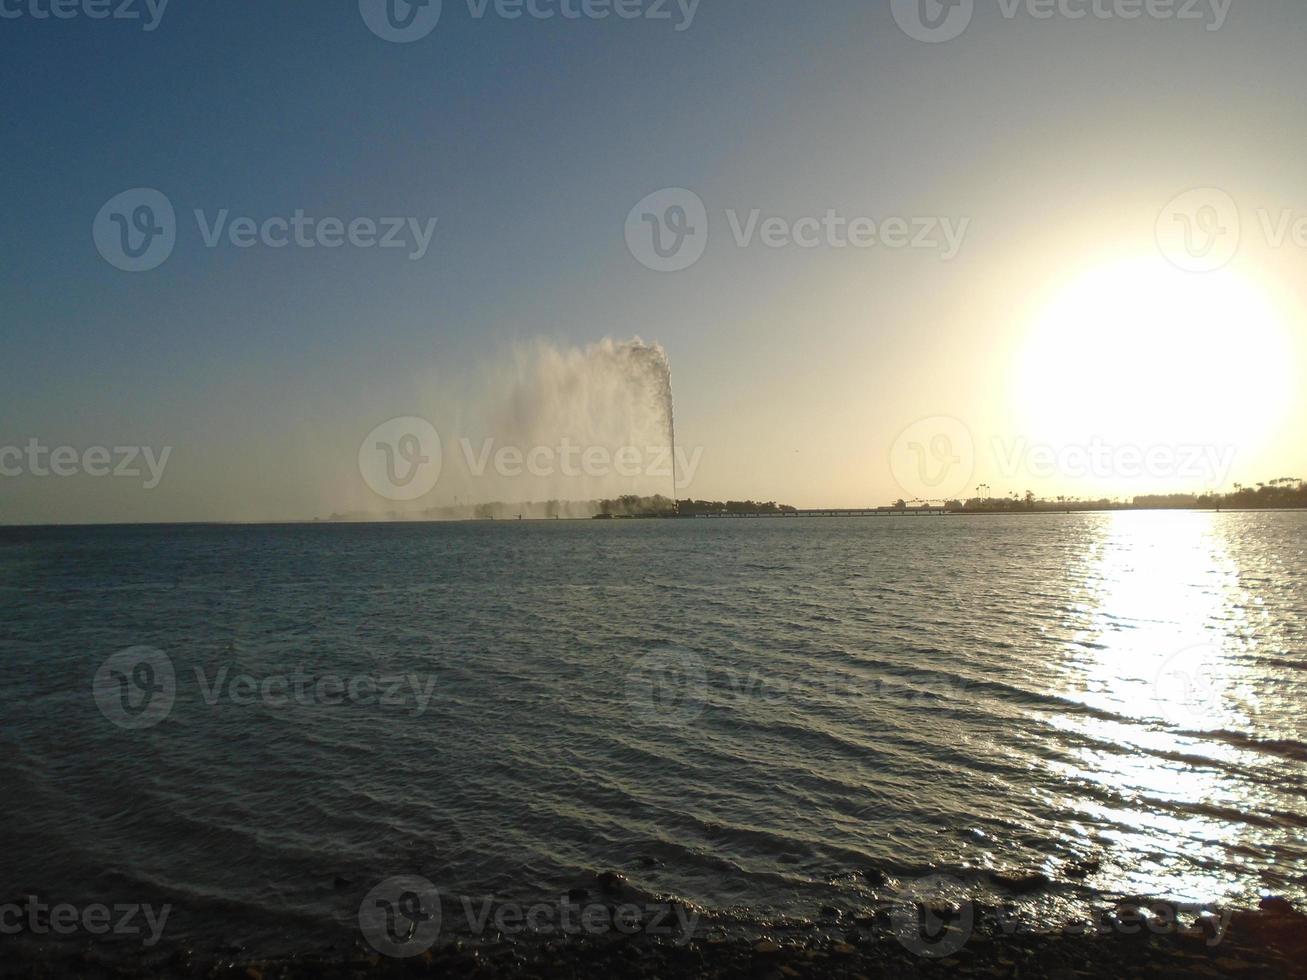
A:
[1013,258,1295,467]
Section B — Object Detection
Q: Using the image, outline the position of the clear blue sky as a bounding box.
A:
[3,0,1306,522]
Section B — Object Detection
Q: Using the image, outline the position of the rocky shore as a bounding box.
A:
[4,898,1305,980]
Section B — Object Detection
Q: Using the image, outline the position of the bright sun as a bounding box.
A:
[1014,257,1295,468]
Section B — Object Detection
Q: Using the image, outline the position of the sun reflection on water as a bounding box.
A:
[1047,511,1269,907]
[1068,511,1255,730]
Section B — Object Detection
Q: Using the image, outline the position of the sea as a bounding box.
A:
[1,511,1304,954]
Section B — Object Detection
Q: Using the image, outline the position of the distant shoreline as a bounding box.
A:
[4,506,1307,531]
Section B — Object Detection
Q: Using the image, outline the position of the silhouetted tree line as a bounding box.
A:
[954,478,1306,513]
[1136,478,1307,510]
[595,495,676,517]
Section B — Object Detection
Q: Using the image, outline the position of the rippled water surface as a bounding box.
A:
[2,513,1304,950]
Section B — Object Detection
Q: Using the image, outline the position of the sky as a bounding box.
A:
[2,0,1306,523]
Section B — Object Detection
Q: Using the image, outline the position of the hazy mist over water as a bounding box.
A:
[457,338,676,500]
[2,511,1303,952]
[346,337,679,520]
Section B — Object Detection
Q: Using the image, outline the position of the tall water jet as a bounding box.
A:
[419,337,679,515]
[619,340,677,514]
